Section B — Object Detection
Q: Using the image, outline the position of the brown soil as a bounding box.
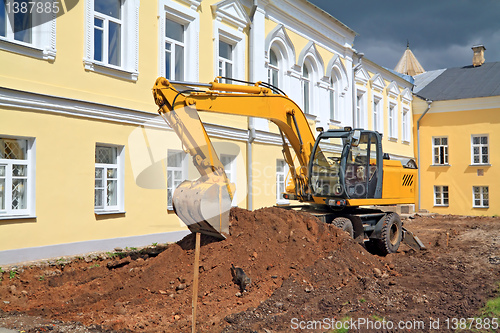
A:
[0,207,499,333]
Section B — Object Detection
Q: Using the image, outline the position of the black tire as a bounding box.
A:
[333,217,354,238]
[373,213,402,255]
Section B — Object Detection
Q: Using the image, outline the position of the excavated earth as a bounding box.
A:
[0,207,499,332]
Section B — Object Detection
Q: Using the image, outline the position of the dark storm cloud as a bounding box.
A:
[308,0,500,70]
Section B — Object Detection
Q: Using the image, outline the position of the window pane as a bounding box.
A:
[303,81,309,114]
[482,155,488,164]
[483,200,488,207]
[165,48,171,79]
[475,199,481,206]
[94,17,103,28]
[12,165,27,177]
[107,180,117,206]
[270,49,278,66]
[94,27,103,61]
[219,41,232,60]
[166,18,184,42]
[95,0,121,19]
[14,1,32,43]
[108,21,121,66]
[0,178,4,210]
[473,137,480,145]
[107,168,117,178]
[434,138,440,145]
[302,65,309,77]
[0,0,6,37]
[95,188,104,207]
[175,44,184,81]
[225,62,232,80]
[272,68,278,87]
[96,146,117,164]
[442,137,447,145]
[11,179,27,210]
[174,170,182,179]
[168,152,183,167]
[481,136,488,144]
[0,139,27,159]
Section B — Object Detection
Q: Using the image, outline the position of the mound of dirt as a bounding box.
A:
[0,207,385,332]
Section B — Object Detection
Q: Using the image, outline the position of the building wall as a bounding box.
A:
[413,96,500,215]
[0,0,415,264]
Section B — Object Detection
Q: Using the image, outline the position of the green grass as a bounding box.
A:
[327,317,351,333]
[9,271,16,279]
[457,282,500,333]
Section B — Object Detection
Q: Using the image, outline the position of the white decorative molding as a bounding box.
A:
[176,0,201,11]
[0,88,290,147]
[401,87,412,103]
[297,41,324,74]
[354,66,370,86]
[370,73,385,93]
[326,55,349,95]
[158,0,200,80]
[83,0,140,81]
[387,81,400,99]
[211,0,251,32]
[0,0,57,61]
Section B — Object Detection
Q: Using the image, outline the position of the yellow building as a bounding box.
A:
[413,45,500,215]
[0,0,413,264]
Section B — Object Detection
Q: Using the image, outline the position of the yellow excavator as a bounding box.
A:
[152,77,424,255]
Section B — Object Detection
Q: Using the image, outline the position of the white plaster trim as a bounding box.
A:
[211,0,251,32]
[0,88,290,147]
[387,81,400,99]
[355,66,369,86]
[0,1,57,61]
[264,0,355,56]
[213,18,246,81]
[414,95,500,114]
[369,73,385,93]
[401,87,412,103]
[176,0,201,11]
[83,0,140,81]
[158,0,200,81]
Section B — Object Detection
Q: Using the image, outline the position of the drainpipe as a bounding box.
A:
[352,52,364,127]
[416,99,432,212]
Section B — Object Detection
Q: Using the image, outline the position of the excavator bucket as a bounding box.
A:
[173,178,232,239]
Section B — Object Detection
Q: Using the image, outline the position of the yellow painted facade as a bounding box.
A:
[413,96,500,216]
[0,0,414,264]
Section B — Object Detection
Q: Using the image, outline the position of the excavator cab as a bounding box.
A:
[309,129,383,201]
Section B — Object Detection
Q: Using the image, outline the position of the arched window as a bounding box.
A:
[268,48,279,87]
[302,63,311,114]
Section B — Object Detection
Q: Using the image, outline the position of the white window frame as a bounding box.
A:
[267,48,280,88]
[402,107,410,143]
[301,63,312,114]
[0,136,35,219]
[167,150,187,210]
[159,0,199,81]
[372,95,382,133]
[472,186,489,208]
[471,134,489,165]
[164,17,185,81]
[432,136,449,165]
[0,0,56,60]
[354,90,366,129]
[213,20,245,84]
[218,39,233,84]
[94,144,124,214]
[220,154,237,206]
[93,0,123,68]
[84,0,140,81]
[434,185,449,207]
[388,102,398,140]
[276,159,289,205]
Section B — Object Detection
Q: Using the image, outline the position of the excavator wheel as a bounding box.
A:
[333,217,354,238]
[373,213,402,255]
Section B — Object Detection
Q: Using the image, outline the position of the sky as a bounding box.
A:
[308,0,500,71]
